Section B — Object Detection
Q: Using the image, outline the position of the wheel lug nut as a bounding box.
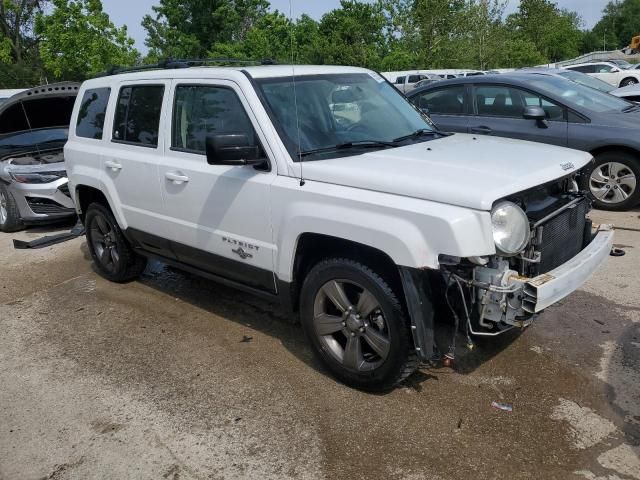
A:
[359,327,365,332]
[350,332,355,337]
[342,322,346,327]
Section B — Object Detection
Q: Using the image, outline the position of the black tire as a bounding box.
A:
[579,151,640,211]
[0,183,24,232]
[620,77,639,88]
[299,258,418,391]
[85,202,147,282]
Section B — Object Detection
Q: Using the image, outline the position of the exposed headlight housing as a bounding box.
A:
[491,201,530,256]
[9,171,66,184]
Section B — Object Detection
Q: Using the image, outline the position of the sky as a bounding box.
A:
[102,0,610,54]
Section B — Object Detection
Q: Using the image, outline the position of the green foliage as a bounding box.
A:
[506,0,583,62]
[142,0,269,59]
[36,0,139,80]
[589,0,640,50]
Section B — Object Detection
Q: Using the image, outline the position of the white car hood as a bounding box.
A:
[299,134,592,211]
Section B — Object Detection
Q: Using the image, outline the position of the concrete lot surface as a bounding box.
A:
[1,210,639,480]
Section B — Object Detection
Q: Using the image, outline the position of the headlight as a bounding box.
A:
[10,171,66,184]
[491,201,530,255]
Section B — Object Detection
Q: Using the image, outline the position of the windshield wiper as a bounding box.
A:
[299,140,398,157]
[392,129,441,143]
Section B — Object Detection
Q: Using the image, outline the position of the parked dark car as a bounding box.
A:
[407,74,640,210]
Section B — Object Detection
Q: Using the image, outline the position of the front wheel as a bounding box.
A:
[580,152,640,211]
[299,258,418,391]
[0,183,24,232]
[85,202,147,282]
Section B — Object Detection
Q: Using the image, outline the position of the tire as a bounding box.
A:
[0,183,24,232]
[620,77,639,88]
[299,258,418,391]
[85,202,147,282]
[579,151,640,211]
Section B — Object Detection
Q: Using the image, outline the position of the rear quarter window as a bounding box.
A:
[76,88,110,139]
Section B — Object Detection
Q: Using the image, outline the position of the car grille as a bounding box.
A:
[26,197,75,215]
[536,198,589,274]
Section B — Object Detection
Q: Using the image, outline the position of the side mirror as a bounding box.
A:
[523,106,546,120]
[205,134,264,166]
[523,106,548,129]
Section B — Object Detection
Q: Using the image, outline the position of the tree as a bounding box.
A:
[36,0,139,80]
[314,0,388,68]
[506,0,583,62]
[142,0,269,59]
[590,0,640,51]
[0,0,47,63]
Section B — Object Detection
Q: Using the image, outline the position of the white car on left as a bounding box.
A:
[0,83,80,232]
[564,62,640,88]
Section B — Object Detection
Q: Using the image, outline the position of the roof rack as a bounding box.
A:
[95,58,277,78]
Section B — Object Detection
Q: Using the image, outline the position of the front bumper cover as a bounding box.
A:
[523,225,614,313]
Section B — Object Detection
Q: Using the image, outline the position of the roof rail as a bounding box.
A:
[95,58,277,78]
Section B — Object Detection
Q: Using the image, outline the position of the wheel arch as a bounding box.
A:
[287,233,404,313]
[75,184,113,224]
[619,77,639,88]
[590,145,640,160]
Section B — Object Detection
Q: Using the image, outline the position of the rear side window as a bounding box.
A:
[76,88,110,139]
[113,85,164,147]
[172,85,258,154]
[568,65,595,74]
[413,86,467,115]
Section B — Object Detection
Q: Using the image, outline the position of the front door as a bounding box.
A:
[469,84,568,147]
[156,80,277,293]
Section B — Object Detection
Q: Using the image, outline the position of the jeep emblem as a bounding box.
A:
[560,162,575,171]
[232,247,253,260]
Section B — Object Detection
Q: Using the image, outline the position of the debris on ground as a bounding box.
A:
[240,335,253,343]
[491,401,513,413]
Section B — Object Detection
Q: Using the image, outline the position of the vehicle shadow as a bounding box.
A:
[137,260,521,392]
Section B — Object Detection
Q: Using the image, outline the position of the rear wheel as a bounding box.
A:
[581,152,640,211]
[299,258,417,391]
[85,202,147,282]
[0,183,24,232]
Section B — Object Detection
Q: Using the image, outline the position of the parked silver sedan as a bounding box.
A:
[0,83,79,232]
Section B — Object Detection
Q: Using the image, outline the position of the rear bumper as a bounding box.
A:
[523,225,614,313]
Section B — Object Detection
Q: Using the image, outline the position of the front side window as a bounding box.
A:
[475,86,516,117]
[76,88,110,139]
[407,75,421,83]
[256,73,436,160]
[113,85,164,147]
[395,76,406,84]
[172,85,258,153]
[595,64,614,73]
[413,86,466,115]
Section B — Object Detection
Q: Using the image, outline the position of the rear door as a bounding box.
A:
[409,85,470,133]
[469,84,568,147]
[591,63,619,86]
[103,81,170,245]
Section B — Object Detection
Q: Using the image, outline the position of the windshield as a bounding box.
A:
[255,73,435,160]
[529,76,631,113]
[557,70,613,93]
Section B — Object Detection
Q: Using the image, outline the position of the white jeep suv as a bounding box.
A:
[65,64,613,391]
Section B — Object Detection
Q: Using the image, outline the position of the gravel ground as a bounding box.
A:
[0,210,638,480]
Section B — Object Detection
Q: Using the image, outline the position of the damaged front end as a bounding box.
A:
[440,176,614,338]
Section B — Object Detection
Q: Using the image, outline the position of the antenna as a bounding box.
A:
[289,0,305,186]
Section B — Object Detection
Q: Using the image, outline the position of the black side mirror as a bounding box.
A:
[523,106,548,128]
[205,134,264,166]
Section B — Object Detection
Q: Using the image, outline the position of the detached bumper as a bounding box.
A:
[523,225,614,313]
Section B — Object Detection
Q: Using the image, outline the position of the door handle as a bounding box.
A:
[471,126,492,135]
[165,171,190,184]
[105,160,122,171]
